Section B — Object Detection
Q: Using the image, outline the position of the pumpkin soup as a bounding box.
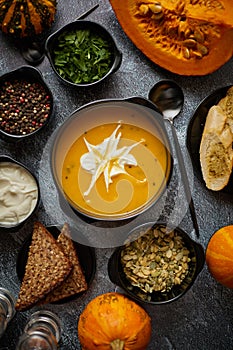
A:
[62,122,169,218]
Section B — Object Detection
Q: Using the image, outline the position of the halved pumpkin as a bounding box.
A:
[110,0,233,76]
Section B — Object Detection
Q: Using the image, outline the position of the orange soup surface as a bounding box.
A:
[62,123,170,217]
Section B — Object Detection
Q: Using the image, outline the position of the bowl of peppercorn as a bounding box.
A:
[108,222,205,305]
[0,65,54,142]
[45,20,122,87]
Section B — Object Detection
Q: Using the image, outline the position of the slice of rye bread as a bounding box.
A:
[15,222,73,311]
[42,223,88,303]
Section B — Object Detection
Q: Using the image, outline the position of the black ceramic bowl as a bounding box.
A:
[0,65,54,142]
[108,222,205,305]
[45,20,122,87]
[0,155,40,230]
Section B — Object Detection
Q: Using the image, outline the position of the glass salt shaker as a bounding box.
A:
[0,287,16,338]
[16,310,61,350]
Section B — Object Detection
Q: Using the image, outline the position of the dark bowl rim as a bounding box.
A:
[108,221,205,305]
[0,155,40,230]
[45,19,122,87]
[50,97,173,222]
[0,65,54,141]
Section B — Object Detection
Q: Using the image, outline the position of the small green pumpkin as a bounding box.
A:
[0,0,57,38]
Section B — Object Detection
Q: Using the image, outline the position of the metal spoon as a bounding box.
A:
[20,3,100,65]
[149,80,200,238]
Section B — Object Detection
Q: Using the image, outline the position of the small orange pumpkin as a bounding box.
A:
[206,225,233,289]
[77,292,152,350]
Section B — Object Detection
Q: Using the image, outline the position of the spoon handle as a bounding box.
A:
[169,122,200,238]
[76,4,99,20]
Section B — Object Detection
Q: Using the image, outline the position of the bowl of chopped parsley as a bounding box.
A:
[45,20,122,87]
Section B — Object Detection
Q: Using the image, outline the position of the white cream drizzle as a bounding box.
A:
[80,124,143,196]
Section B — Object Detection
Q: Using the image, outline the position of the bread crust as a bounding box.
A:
[42,223,87,303]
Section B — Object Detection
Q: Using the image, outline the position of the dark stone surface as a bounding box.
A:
[0,1,232,349]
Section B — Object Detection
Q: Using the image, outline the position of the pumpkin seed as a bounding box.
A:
[175,252,183,261]
[182,47,191,59]
[174,276,181,284]
[194,29,205,43]
[197,43,209,56]
[160,245,169,251]
[139,4,149,15]
[192,50,203,58]
[184,28,191,38]
[166,249,173,259]
[183,38,197,48]
[153,229,159,238]
[120,224,191,295]
[178,21,186,35]
[149,3,163,14]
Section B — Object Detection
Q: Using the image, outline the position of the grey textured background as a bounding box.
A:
[0,1,233,349]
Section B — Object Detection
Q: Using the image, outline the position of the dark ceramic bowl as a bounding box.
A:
[50,97,172,221]
[0,65,54,142]
[0,155,40,230]
[108,222,205,304]
[45,20,122,87]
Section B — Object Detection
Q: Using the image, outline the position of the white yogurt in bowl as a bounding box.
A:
[0,159,39,228]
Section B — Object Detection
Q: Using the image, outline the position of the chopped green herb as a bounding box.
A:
[53,29,113,84]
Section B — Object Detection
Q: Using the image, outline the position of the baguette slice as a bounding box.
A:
[200,105,233,191]
[42,223,87,303]
[218,86,233,135]
[15,222,72,311]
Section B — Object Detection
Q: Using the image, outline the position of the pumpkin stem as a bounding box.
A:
[110,339,125,350]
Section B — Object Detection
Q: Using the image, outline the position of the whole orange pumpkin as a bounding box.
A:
[206,225,233,289]
[77,292,152,350]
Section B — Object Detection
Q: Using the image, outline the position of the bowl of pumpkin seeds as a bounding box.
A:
[45,20,122,87]
[108,222,205,304]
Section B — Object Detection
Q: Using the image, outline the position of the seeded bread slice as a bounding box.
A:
[15,222,72,311]
[42,223,88,303]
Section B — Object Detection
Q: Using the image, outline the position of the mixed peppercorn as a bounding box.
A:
[0,79,52,136]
